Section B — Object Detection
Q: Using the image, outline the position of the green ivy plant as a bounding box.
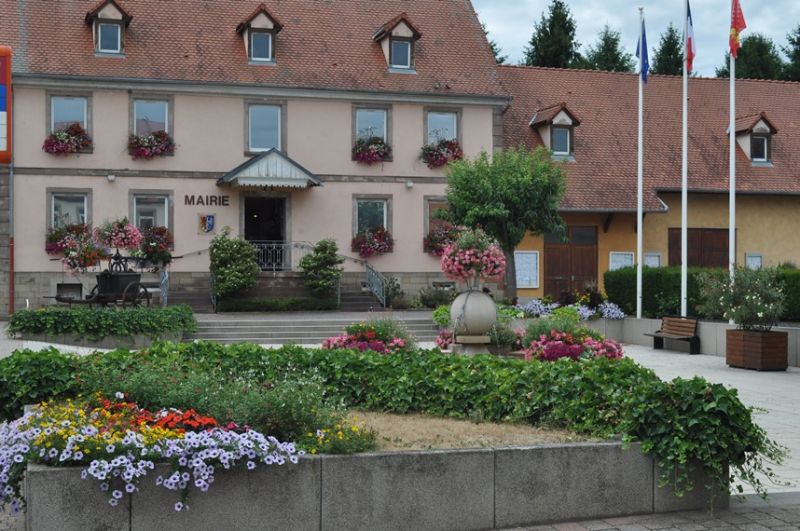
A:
[209,228,260,299]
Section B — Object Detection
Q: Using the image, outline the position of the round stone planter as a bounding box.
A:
[450,290,497,336]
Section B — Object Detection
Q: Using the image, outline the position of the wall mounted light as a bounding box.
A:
[107,174,116,183]
[405,180,414,189]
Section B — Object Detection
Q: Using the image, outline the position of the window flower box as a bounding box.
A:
[128,130,175,160]
[353,136,391,165]
[421,139,464,169]
[351,226,393,258]
[423,225,459,256]
[42,123,93,155]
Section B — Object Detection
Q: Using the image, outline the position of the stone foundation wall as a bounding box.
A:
[340,271,454,296]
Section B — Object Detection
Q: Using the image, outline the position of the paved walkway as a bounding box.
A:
[625,345,800,494]
[505,495,800,530]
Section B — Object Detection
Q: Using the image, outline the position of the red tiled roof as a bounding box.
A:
[236,3,284,35]
[85,0,132,25]
[500,65,800,212]
[4,0,504,98]
[530,102,580,127]
[734,112,777,134]
[373,13,422,41]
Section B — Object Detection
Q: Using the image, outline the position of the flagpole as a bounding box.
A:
[636,6,644,320]
[681,0,689,317]
[729,52,736,283]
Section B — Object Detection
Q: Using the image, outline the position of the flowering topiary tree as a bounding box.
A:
[440,228,506,288]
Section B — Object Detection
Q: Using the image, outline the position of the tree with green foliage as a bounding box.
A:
[299,238,345,297]
[715,33,785,79]
[445,146,566,298]
[482,22,507,64]
[523,0,582,68]
[209,227,260,299]
[580,25,635,72]
[651,23,684,76]
[783,25,800,82]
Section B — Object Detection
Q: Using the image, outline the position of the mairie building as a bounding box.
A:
[1,0,799,314]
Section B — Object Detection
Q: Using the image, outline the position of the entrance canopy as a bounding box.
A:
[217,149,321,189]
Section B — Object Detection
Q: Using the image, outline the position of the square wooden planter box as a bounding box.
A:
[726,329,788,371]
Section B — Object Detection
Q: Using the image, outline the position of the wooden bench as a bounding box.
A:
[644,316,700,354]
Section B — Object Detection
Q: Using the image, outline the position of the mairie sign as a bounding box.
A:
[0,47,10,164]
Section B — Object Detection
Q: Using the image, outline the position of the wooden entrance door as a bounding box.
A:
[544,226,598,298]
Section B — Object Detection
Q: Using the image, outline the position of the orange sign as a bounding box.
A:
[0,46,10,164]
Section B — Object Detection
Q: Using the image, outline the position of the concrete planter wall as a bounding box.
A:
[26,442,727,531]
[18,332,183,350]
[616,318,800,368]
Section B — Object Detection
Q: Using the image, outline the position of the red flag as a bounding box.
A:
[729,0,747,58]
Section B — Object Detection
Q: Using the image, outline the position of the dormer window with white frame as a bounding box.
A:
[85,0,132,56]
[237,4,283,64]
[529,102,580,159]
[373,13,422,72]
[735,112,777,165]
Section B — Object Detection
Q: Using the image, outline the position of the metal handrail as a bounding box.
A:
[365,263,387,307]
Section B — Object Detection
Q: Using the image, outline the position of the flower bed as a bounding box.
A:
[351,226,393,258]
[128,130,175,160]
[421,139,464,168]
[0,395,299,514]
[524,330,622,361]
[352,136,391,164]
[515,298,625,321]
[322,318,411,354]
[42,123,93,155]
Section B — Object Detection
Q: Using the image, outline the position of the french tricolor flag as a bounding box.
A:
[0,56,6,152]
[685,1,696,73]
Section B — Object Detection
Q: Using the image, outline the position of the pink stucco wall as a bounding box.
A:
[12,86,496,274]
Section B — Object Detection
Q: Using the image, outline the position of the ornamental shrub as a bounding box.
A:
[299,239,344,297]
[7,305,196,341]
[209,228,260,299]
[432,305,451,328]
[0,348,80,420]
[698,267,785,330]
[418,286,456,308]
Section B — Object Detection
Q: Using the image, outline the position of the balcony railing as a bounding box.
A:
[249,241,313,274]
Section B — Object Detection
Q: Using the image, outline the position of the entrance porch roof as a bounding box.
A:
[217,149,321,189]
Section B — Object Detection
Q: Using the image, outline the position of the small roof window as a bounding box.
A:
[735,112,777,164]
[85,0,132,55]
[237,4,283,63]
[529,103,580,157]
[373,13,422,72]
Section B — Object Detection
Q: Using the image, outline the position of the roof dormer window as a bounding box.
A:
[735,112,777,165]
[85,0,132,56]
[373,13,422,72]
[237,4,283,64]
[530,102,580,158]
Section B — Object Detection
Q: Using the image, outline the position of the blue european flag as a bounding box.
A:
[0,85,6,112]
[636,19,649,84]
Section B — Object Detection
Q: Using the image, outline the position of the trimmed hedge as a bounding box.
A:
[4,341,782,497]
[605,267,800,320]
[7,305,196,340]
[216,297,338,312]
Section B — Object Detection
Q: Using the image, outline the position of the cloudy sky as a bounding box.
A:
[472,0,800,76]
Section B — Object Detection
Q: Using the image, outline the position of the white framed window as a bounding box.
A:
[751,136,768,162]
[134,100,168,135]
[552,126,571,155]
[97,22,122,53]
[745,253,763,270]
[426,111,458,144]
[515,251,540,289]
[390,39,412,69]
[644,253,662,268]
[51,96,88,132]
[250,31,273,61]
[52,194,87,228]
[133,195,169,230]
[248,104,281,152]
[609,252,635,271]
[356,199,387,233]
[356,109,387,141]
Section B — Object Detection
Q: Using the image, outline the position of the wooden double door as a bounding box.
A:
[544,226,598,298]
